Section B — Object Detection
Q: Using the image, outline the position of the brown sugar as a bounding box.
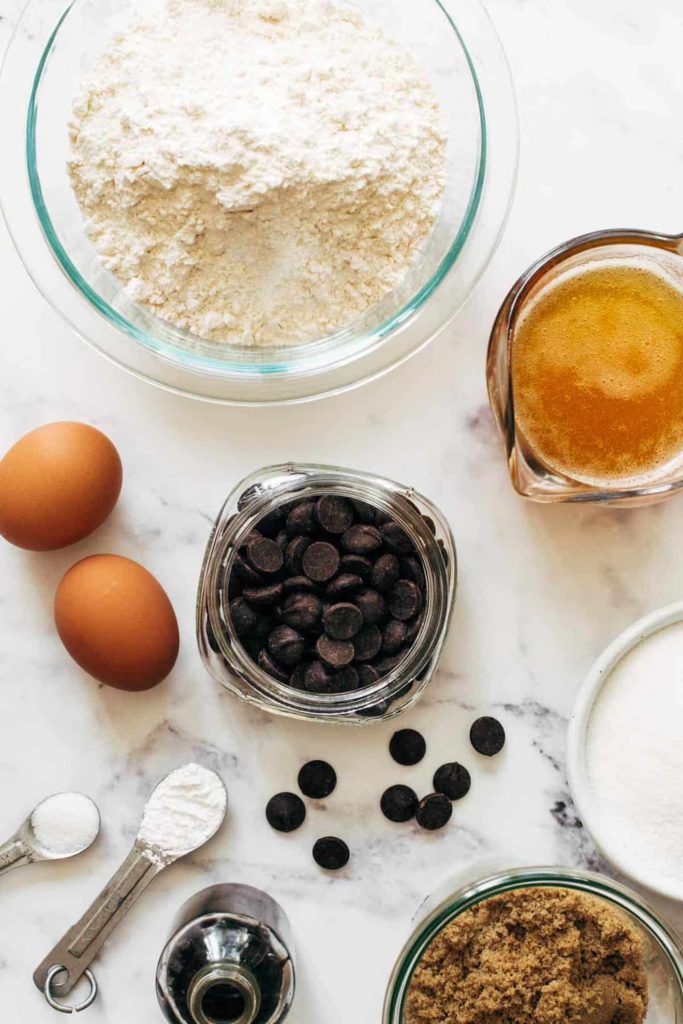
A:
[405,887,647,1024]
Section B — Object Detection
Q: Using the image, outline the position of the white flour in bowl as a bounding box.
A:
[69,0,447,347]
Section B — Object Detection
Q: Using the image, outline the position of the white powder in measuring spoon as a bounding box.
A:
[138,763,227,857]
[69,0,447,347]
[586,620,683,887]
[30,793,101,857]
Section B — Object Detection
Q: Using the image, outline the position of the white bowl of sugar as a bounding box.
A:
[568,601,683,902]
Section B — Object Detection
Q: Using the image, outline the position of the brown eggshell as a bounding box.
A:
[0,422,122,550]
[55,554,179,691]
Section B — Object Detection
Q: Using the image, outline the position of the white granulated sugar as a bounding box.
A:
[138,763,227,856]
[31,793,100,857]
[586,621,683,885]
[69,0,447,346]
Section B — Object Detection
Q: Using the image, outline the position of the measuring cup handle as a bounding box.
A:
[33,843,165,999]
[0,837,30,876]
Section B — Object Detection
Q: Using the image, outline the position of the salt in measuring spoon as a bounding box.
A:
[0,792,100,876]
[34,763,228,1014]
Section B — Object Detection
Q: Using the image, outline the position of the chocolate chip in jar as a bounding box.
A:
[225,493,429,696]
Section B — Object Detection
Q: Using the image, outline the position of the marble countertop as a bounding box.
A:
[1,0,682,1020]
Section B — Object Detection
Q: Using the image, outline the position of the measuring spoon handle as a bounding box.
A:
[0,835,30,876]
[33,843,165,996]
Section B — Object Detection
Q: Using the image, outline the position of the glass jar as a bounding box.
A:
[487,229,683,505]
[197,464,457,725]
[384,864,683,1024]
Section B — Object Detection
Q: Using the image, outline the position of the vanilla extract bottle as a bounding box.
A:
[156,885,295,1024]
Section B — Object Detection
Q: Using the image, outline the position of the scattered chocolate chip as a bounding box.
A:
[313,836,350,870]
[353,587,387,625]
[433,762,471,801]
[229,597,258,636]
[266,792,306,833]
[258,649,290,683]
[285,535,311,574]
[316,634,355,668]
[302,541,340,582]
[315,495,354,534]
[380,521,414,555]
[372,553,401,593]
[470,716,506,756]
[326,573,364,598]
[268,625,305,667]
[389,728,426,766]
[416,793,452,831]
[242,582,284,606]
[247,536,284,575]
[389,579,422,621]
[299,760,337,799]
[381,784,418,822]
[330,665,359,692]
[281,592,323,630]
[323,602,363,640]
[341,524,382,554]
[353,624,382,662]
[285,501,316,536]
[340,554,373,581]
[383,619,407,654]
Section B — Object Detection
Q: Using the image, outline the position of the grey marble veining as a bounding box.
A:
[0,0,682,1020]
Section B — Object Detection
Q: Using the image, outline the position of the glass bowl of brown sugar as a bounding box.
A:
[384,866,683,1024]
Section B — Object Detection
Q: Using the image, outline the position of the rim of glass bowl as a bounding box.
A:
[383,866,683,1023]
[26,0,486,382]
[0,0,518,404]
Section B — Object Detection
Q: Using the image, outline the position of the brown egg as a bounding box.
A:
[55,554,179,691]
[0,422,122,551]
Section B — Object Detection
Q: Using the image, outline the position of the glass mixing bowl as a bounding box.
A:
[0,0,517,404]
[384,866,683,1024]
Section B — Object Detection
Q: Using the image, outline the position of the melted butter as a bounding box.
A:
[512,260,683,485]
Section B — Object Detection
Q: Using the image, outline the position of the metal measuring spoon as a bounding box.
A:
[34,763,227,1014]
[0,793,101,877]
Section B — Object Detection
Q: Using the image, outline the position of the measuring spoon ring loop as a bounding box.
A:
[44,965,98,1013]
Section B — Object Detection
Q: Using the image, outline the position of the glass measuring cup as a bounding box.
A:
[487,229,683,505]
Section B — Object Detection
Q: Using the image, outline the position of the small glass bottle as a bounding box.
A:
[196,463,457,725]
[156,884,295,1024]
